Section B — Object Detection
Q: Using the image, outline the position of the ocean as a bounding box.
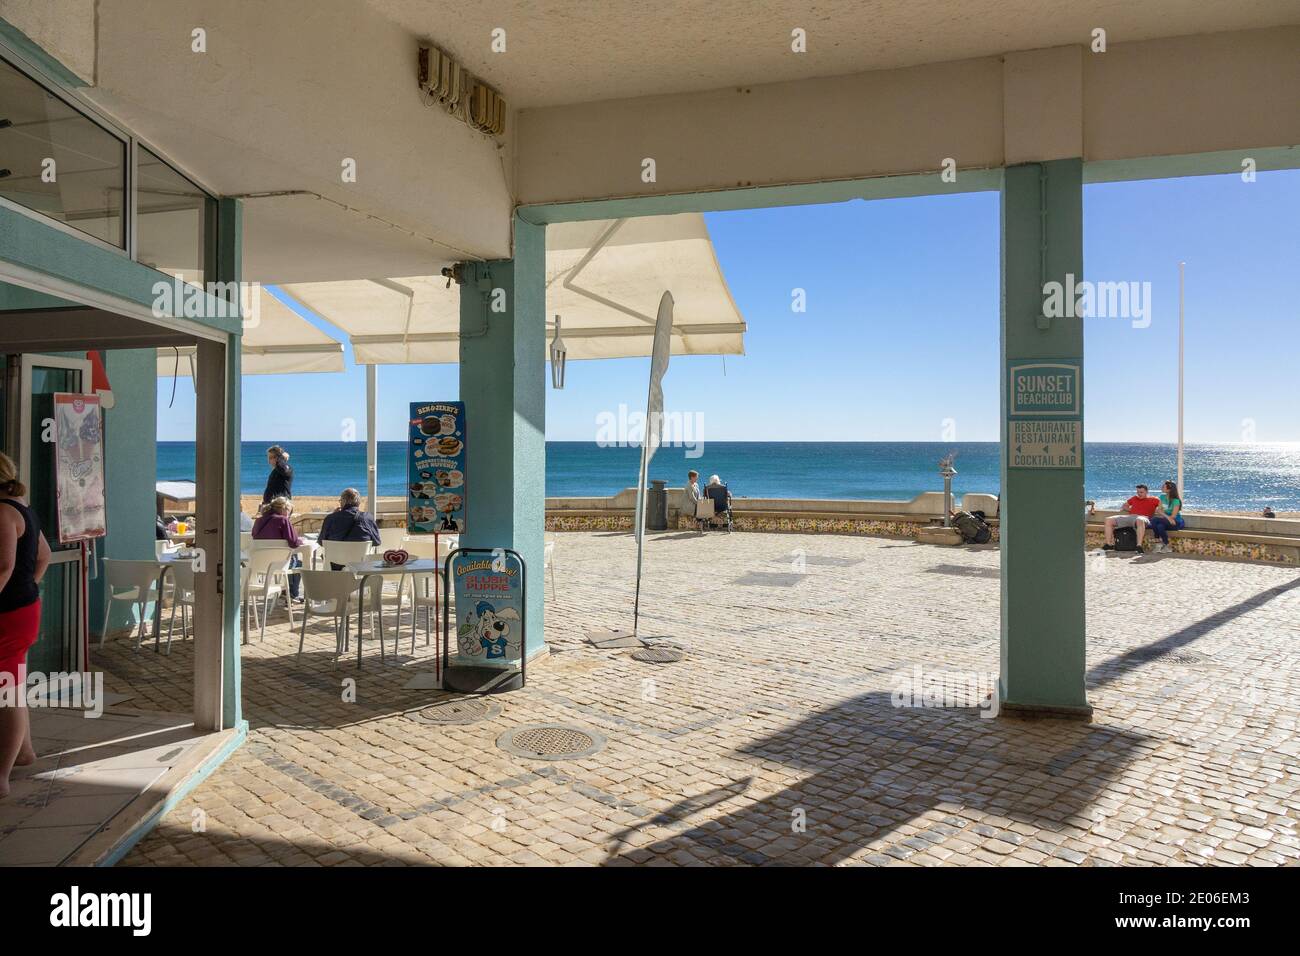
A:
[155,440,1300,512]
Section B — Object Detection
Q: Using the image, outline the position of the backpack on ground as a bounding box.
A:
[1114,526,1140,552]
[952,511,992,544]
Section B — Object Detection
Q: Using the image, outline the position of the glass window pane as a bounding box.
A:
[136,145,211,287]
[0,55,125,246]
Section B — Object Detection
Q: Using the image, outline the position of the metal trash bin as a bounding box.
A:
[646,479,668,531]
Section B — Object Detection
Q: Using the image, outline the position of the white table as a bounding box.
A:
[344,558,443,667]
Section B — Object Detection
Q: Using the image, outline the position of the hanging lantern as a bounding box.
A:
[549,315,567,389]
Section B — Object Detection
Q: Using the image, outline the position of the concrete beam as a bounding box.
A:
[61,0,514,275]
[517,28,1300,208]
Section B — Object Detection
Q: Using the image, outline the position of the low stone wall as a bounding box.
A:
[544,489,1300,565]
[1083,525,1299,565]
[547,512,635,532]
[669,510,1003,541]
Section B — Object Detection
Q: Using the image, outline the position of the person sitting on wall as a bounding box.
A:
[319,488,381,570]
[1102,484,1161,551]
[1147,479,1185,553]
[684,470,703,532]
[252,496,304,601]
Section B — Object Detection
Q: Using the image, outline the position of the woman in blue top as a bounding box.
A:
[1149,480,1185,553]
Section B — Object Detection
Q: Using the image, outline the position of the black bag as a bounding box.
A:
[1114,526,1139,551]
[952,511,992,544]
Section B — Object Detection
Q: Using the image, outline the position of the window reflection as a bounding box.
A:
[136,145,212,287]
[0,55,125,246]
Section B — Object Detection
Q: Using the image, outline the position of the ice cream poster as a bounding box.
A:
[53,393,107,543]
[450,550,524,666]
[408,401,466,534]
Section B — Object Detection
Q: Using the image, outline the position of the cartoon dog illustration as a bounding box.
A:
[457,601,521,660]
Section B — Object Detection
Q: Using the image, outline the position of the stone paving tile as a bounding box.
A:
[106,531,1300,867]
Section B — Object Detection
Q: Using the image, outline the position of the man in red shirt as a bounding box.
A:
[1103,484,1164,551]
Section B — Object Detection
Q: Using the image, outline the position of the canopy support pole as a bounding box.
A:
[366,363,378,515]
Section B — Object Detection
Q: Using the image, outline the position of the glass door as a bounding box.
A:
[15,354,92,674]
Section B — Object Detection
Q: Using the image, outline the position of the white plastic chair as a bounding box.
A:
[401,535,460,653]
[377,527,408,552]
[320,538,407,649]
[543,536,557,599]
[320,539,373,569]
[100,559,163,650]
[242,546,294,643]
[154,539,180,560]
[165,560,197,654]
[296,569,367,664]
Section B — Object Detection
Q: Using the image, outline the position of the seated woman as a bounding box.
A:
[1148,480,1185,553]
[251,496,304,600]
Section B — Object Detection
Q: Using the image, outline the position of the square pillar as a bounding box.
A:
[458,216,546,659]
[999,160,1090,718]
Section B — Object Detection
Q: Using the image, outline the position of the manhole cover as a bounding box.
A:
[409,697,501,725]
[631,647,685,663]
[497,724,606,760]
[1130,648,1207,665]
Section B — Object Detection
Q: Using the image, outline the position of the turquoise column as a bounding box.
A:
[459,216,547,659]
[216,198,243,727]
[93,349,158,634]
[999,160,1090,718]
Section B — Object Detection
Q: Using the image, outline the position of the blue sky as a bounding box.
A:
[157,169,1298,444]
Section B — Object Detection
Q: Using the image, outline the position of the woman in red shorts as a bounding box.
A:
[0,451,51,798]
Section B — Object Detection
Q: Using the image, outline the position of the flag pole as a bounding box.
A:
[1177,261,1185,494]
[631,291,674,638]
[632,436,649,635]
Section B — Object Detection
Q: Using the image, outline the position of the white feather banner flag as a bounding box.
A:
[632,291,674,634]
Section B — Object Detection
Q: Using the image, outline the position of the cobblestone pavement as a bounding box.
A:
[110,532,1300,866]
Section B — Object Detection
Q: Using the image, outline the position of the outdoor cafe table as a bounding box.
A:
[344,557,443,667]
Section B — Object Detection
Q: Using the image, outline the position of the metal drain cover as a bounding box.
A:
[631,647,685,663]
[497,724,606,760]
[1131,648,1208,665]
[409,697,502,725]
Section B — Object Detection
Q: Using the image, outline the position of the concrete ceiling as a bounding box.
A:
[368,0,1300,108]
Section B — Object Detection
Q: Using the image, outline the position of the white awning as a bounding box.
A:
[277,213,746,365]
[155,286,345,376]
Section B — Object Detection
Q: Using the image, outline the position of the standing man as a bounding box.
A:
[1103,484,1162,551]
[684,470,703,532]
[262,445,294,506]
